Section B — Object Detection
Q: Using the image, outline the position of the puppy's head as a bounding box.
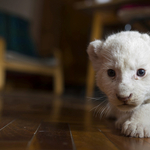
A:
[87,31,150,111]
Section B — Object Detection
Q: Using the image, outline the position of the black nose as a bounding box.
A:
[116,93,133,102]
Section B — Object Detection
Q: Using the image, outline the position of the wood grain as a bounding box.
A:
[98,120,150,150]
[70,124,118,150]
[28,122,73,150]
[0,92,149,149]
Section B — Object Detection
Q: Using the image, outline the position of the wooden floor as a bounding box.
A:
[0,92,150,150]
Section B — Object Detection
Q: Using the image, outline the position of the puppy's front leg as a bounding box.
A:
[121,104,150,138]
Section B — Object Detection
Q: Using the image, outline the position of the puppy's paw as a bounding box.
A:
[121,120,150,138]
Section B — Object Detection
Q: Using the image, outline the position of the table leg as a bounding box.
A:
[86,11,103,97]
[0,38,5,91]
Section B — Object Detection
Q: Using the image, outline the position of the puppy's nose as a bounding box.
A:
[116,93,133,102]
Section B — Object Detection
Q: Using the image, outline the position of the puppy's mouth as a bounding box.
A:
[121,103,128,105]
[122,101,129,105]
[117,103,137,111]
[118,102,137,106]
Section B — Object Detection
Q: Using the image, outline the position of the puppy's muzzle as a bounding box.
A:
[116,93,133,103]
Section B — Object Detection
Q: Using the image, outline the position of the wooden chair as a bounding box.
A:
[0,38,64,95]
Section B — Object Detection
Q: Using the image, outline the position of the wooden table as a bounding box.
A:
[0,91,150,149]
[75,0,150,97]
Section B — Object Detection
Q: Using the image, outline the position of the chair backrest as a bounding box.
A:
[0,12,37,57]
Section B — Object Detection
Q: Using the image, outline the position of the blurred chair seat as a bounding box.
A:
[5,51,57,67]
[0,39,64,95]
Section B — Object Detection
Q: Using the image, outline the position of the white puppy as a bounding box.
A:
[87,31,150,138]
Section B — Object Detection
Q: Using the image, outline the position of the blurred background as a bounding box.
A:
[0,0,149,98]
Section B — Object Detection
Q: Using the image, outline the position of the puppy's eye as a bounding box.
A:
[107,69,116,77]
[137,69,146,77]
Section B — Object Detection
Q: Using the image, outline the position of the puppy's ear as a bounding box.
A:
[87,40,103,71]
[141,33,150,41]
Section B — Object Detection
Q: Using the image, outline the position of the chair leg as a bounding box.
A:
[86,61,95,97]
[0,38,5,91]
[86,11,103,97]
[54,66,64,95]
[0,67,5,91]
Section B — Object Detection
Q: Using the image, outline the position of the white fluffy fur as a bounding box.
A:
[87,31,150,138]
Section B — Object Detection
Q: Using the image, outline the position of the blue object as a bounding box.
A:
[0,11,38,57]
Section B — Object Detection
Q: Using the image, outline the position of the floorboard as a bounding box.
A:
[98,120,150,150]
[28,123,73,150]
[0,91,149,150]
[70,124,118,150]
